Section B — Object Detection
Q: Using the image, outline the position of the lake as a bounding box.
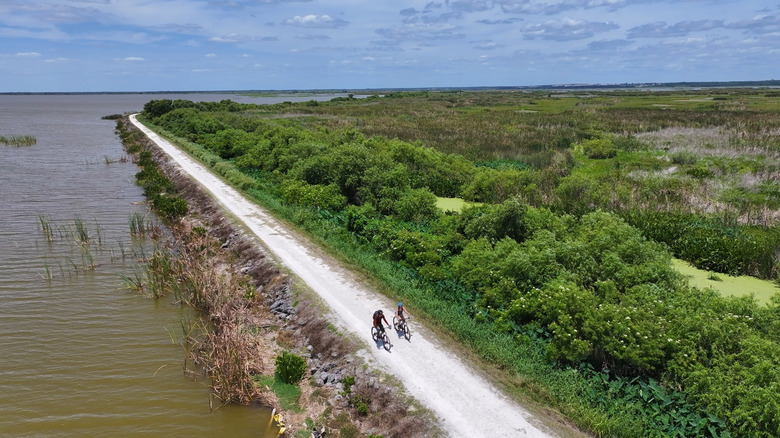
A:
[0,92,334,437]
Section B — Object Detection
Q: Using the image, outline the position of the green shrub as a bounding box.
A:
[152,196,189,221]
[281,180,347,210]
[274,351,307,384]
[461,167,534,203]
[394,188,440,223]
[670,151,697,165]
[581,137,617,159]
[686,164,714,179]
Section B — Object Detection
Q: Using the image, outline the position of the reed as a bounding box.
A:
[41,261,52,282]
[74,216,89,244]
[38,214,53,243]
[117,240,127,259]
[0,135,37,146]
[129,211,152,236]
[93,218,103,246]
[146,247,174,298]
[80,243,95,270]
[103,155,129,164]
[66,257,79,274]
[120,267,145,294]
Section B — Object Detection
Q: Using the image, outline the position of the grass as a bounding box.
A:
[129,211,146,236]
[73,216,89,243]
[0,135,36,146]
[254,375,303,412]
[120,268,145,294]
[38,214,53,242]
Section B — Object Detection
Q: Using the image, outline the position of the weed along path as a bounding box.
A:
[130,115,559,438]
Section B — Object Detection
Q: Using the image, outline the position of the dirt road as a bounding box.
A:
[130,115,559,438]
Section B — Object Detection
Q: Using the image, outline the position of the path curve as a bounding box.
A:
[130,114,557,438]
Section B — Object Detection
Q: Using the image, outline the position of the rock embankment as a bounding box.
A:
[120,115,435,437]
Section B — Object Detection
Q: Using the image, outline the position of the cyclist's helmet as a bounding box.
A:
[378,309,383,315]
[398,302,403,307]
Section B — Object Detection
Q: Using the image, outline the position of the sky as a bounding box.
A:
[1,0,778,92]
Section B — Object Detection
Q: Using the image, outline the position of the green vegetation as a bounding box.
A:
[115,119,189,222]
[274,351,308,384]
[138,92,780,438]
[255,375,303,412]
[0,135,36,146]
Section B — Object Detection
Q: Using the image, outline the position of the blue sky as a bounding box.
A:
[1,0,778,92]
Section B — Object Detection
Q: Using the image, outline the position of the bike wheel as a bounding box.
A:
[371,327,378,342]
[382,333,392,351]
[392,316,400,331]
[404,322,411,341]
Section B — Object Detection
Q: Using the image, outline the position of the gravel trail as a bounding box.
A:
[130,114,559,438]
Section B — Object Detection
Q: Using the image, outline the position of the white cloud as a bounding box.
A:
[376,23,465,42]
[522,18,619,41]
[16,52,41,57]
[283,14,348,28]
[210,34,278,43]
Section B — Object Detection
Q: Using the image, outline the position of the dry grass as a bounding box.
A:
[637,126,780,159]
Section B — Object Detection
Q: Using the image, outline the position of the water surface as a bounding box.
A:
[0,93,319,437]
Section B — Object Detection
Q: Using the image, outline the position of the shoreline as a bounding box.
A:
[119,115,437,437]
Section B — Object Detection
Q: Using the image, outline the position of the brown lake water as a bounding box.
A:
[0,93,336,437]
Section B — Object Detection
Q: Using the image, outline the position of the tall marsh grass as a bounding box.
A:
[35,213,158,282]
[130,211,155,236]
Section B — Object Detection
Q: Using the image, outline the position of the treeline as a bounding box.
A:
[140,99,779,437]
[276,91,780,279]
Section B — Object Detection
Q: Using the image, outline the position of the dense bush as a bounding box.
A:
[581,136,617,159]
[461,167,536,204]
[394,188,440,223]
[137,99,780,438]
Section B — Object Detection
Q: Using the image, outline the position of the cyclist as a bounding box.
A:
[373,309,390,336]
[396,302,411,325]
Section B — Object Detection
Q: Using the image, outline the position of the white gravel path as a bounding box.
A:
[130,114,559,438]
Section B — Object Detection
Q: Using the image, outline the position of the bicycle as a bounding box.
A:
[371,325,392,351]
[393,315,411,341]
